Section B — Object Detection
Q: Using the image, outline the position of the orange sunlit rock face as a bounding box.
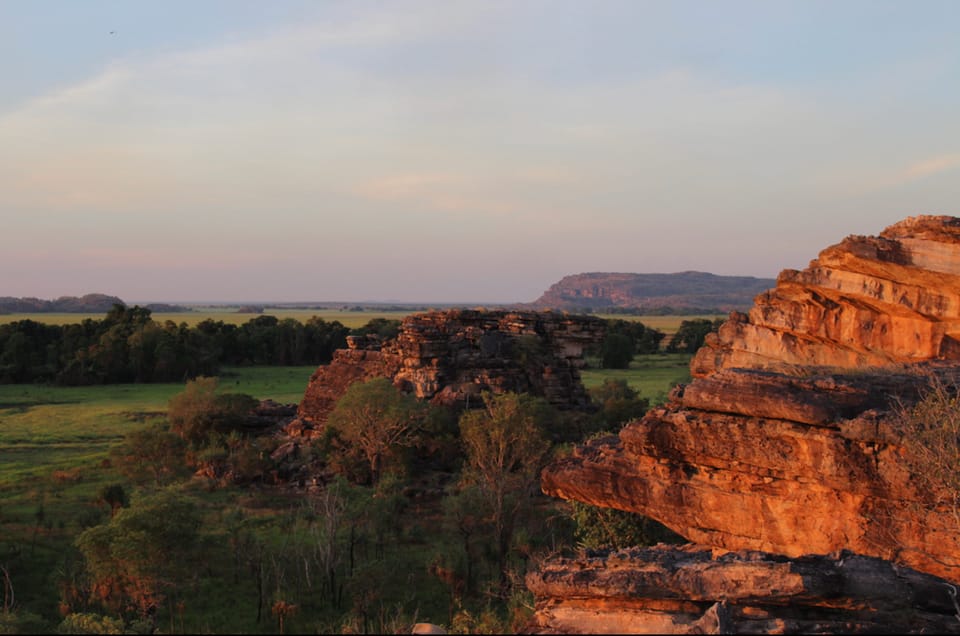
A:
[533,216,960,633]
[693,216,960,376]
[526,545,959,634]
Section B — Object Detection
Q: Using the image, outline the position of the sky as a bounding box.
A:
[2,0,959,304]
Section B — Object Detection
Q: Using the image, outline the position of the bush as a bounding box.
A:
[569,501,684,550]
[57,613,124,634]
[590,378,649,429]
[167,377,258,446]
[0,610,48,635]
[894,374,960,517]
[111,424,187,485]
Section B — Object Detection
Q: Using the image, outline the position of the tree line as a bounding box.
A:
[0,304,721,384]
[0,304,352,385]
[595,317,723,368]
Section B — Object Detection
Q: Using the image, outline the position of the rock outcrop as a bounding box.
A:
[532,216,960,633]
[527,545,960,634]
[693,216,960,376]
[294,309,604,434]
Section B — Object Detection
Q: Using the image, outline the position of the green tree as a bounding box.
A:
[96,485,129,518]
[167,377,258,446]
[459,392,553,588]
[75,490,203,622]
[666,318,724,353]
[326,378,427,484]
[303,317,349,364]
[442,486,487,595]
[603,319,665,355]
[111,424,187,485]
[590,378,649,429]
[350,318,401,341]
[600,333,634,369]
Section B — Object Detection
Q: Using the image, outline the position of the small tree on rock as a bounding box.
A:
[326,377,427,484]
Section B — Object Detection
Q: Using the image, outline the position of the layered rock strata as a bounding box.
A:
[693,216,960,376]
[294,309,604,433]
[527,545,960,634]
[533,216,960,632]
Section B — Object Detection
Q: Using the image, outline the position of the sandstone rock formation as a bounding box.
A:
[532,216,960,633]
[294,309,604,435]
[693,215,960,376]
[527,545,960,634]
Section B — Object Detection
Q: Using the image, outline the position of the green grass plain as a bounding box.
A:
[582,353,693,404]
[592,313,724,336]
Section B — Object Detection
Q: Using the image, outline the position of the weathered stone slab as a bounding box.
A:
[527,545,960,634]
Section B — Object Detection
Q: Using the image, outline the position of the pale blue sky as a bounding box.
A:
[2,1,959,303]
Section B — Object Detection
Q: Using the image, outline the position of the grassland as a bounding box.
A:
[0,352,693,631]
[591,313,724,337]
[0,367,322,629]
[582,353,692,404]
[0,356,685,496]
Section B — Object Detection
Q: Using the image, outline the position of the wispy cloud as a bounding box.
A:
[838,152,960,196]
[4,1,960,301]
[901,153,960,181]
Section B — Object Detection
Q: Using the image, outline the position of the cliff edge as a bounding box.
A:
[532,215,960,634]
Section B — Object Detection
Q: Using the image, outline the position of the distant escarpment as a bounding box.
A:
[531,215,960,633]
[530,271,775,313]
[291,309,604,436]
[0,294,188,314]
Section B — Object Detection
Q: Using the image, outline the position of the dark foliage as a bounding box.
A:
[665,318,724,353]
[349,318,402,341]
[0,304,350,385]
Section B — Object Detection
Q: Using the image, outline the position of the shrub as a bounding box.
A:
[569,501,684,550]
[167,376,258,446]
[590,378,649,429]
[894,374,960,521]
